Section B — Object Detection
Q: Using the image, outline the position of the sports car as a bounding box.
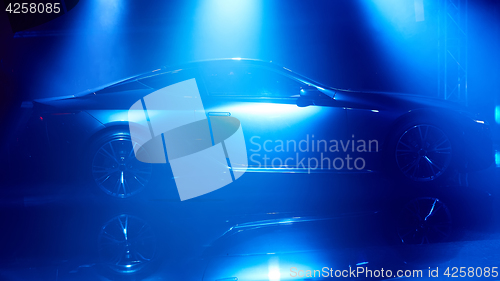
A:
[8,58,493,199]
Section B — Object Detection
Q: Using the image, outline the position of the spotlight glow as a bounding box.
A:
[414,0,425,22]
[495,106,500,124]
[191,0,263,59]
[268,259,281,281]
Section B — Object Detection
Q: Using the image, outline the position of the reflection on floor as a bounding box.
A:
[0,162,497,281]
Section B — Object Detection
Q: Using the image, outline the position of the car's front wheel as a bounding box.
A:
[390,122,456,182]
[88,133,153,198]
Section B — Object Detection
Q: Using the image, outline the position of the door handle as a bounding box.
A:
[208,112,231,116]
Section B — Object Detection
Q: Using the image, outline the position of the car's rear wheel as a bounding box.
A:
[89,133,152,198]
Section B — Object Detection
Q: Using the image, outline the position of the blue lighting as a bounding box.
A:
[268,266,281,281]
[364,0,425,35]
[495,106,500,124]
[228,103,321,116]
[358,0,438,93]
[414,0,425,22]
[356,261,369,266]
[93,0,123,29]
[495,151,500,168]
[190,0,263,59]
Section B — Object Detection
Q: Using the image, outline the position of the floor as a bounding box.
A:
[0,157,498,281]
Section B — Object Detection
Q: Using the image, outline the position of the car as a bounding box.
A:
[8,58,493,200]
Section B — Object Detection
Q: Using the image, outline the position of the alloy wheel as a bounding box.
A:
[395,124,452,181]
[91,138,152,198]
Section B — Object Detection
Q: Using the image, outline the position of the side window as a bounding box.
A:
[139,69,199,90]
[201,66,243,97]
[201,65,304,98]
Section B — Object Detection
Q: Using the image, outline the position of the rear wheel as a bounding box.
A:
[89,133,152,198]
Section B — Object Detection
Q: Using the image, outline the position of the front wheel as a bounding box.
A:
[391,123,455,182]
[89,133,153,198]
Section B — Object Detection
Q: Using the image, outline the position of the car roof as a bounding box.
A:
[77,58,332,97]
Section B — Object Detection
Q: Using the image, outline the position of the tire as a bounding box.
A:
[387,121,457,183]
[87,132,153,199]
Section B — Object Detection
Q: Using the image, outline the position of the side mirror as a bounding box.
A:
[299,86,321,98]
[296,86,320,107]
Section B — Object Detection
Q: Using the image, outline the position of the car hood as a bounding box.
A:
[333,89,466,113]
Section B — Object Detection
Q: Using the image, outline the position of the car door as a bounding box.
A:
[198,63,349,173]
[195,63,353,213]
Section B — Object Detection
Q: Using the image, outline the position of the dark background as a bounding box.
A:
[0,0,499,138]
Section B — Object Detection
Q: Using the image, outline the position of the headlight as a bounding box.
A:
[459,111,489,125]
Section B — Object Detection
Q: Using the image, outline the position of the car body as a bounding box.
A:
[10,58,493,195]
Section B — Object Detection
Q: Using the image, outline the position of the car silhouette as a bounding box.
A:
[9,58,493,199]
